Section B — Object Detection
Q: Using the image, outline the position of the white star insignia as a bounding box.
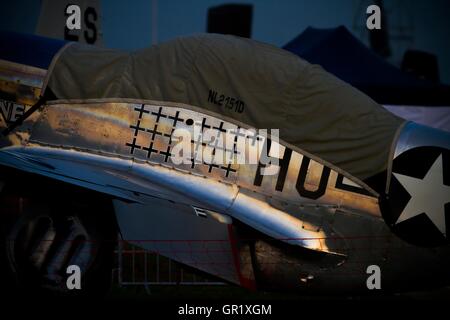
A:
[393,154,450,237]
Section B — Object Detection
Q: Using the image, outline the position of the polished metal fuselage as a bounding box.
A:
[1,59,449,293]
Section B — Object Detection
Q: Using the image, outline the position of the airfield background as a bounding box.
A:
[1,0,450,84]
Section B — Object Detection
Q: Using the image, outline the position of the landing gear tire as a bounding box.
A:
[0,187,117,299]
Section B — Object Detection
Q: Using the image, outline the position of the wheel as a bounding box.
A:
[0,179,117,299]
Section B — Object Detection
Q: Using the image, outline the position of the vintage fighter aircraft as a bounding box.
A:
[0,30,449,296]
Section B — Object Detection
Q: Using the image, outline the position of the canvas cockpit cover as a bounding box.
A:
[44,33,404,182]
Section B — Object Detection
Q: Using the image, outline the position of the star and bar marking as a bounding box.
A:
[393,154,450,236]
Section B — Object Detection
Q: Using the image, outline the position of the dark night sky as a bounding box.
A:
[1,0,450,83]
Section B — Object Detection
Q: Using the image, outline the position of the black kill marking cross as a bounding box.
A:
[164,111,185,145]
[143,107,168,160]
[147,124,163,141]
[126,137,142,154]
[130,120,146,136]
[208,163,220,173]
[191,137,207,161]
[159,146,172,162]
[151,107,168,122]
[191,117,212,160]
[143,141,159,159]
[126,105,150,154]
[247,131,262,146]
[221,163,237,177]
[169,111,184,127]
[126,108,239,175]
[126,105,166,157]
[212,121,226,134]
[126,105,148,155]
[208,122,238,177]
[232,126,245,156]
[135,104,150,119]
[196,117,212,132]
